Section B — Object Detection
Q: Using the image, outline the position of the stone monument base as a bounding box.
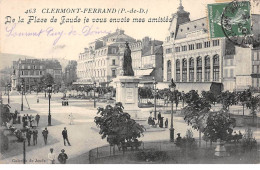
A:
[113,76,141,119]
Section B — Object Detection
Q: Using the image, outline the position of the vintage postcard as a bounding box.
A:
[0,0,260,165]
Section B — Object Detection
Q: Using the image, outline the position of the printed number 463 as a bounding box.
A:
[25,9,36,14]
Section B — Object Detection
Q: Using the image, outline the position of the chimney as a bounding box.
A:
[151,39,155,54]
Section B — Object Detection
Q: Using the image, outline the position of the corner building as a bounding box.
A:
[163,2,260,92]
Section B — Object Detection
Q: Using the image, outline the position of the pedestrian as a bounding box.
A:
[48,148,56,164]
[37,97,39,103]
[26,130,32,146]
[22,114,26,127]
[35,114,40,127]
[165,118,168,128]
[32,128,38,145]
[42,127,48,145]
[68,113,74,125]
[26,114,29,121]
[62,127,71,146]
[29,115,33,127]
[157,112,161,124]
[58,149,68,164]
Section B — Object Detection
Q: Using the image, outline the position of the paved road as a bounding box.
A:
[1,91,259,164]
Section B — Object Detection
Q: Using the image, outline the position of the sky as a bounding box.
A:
[0,0,259,62]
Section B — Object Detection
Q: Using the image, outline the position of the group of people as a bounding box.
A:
[48,148,68,164]
[22,114,40,128]
[25,127,38,146]
[46,127,71,164]
[148,112,168,128]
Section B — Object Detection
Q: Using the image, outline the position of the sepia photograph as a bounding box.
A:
[0,0,259,166]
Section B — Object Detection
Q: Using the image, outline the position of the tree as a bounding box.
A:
[201,91,217,105]
[40,73,54,86]
[217,91,234,111]
[203,110,235,142]
[40,73,54,97]
[247,95,260,125]
[182,90,211,147]
[239,89,252,116]
[94,103,145,148]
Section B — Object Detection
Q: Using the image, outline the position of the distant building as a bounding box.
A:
[162,2,260,92]
[76,29,136,86]
[129,37,163,86]
[64,60,77,86]
[11,59,62,91]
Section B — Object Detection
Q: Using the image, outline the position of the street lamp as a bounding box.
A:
[7,83,11,104]
[22,132,26,164]
[47,84,52,126]
[93,82,96,108]
[153,78,158,119]
[169,78,176,142]
[21,80,24,111]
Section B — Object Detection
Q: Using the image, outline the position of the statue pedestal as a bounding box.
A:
[113,76,141,119]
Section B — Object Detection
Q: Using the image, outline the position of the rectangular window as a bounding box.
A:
[224,69,228,78]
[204,41,211,48]
[22,65,25,69]
[196,43,202,49]
[112,70,116,77]
[253,65,258,73]
[230,69,234,77]
[213,40,220,46]
[188,44,194,50]
[175,47,180,52]
[181,46,187,51]
[112,59,116,65]
[254,52,258,61]
[112,48,117,54]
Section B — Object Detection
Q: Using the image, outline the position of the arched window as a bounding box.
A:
[182,59,187,82]
[167,60,172,81]
[189,58,194,82]
[197,57,202,82]
[176,59,180,82]
[205,56,210,82]
[213,55,220,81]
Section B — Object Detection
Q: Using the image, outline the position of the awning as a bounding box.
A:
[135,69,154,76]
[72,82,93,85]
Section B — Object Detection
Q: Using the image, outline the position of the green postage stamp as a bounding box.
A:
[208,1,251,39]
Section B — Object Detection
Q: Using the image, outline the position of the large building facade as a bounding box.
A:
[130,37,163,85]
[76,29,136,86]
[163,3,260,92]
[11,59,62,91]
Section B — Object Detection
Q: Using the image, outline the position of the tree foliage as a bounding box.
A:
[183,90,211,131]
[94,103,145,146]
[203,110,236,142]
[40,73,54,86]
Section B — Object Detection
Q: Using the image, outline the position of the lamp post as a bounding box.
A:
[153,78,158,119]
[93,82,96,108]
[21,80,24,111]
[47,84,52,126]
[22,133,26,164]
[7,83,11,104]
[169,78,176,142]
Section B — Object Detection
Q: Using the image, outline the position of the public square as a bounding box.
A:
[1,90,260,164]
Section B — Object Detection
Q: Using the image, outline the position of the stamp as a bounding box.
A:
[208,1,260,48]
